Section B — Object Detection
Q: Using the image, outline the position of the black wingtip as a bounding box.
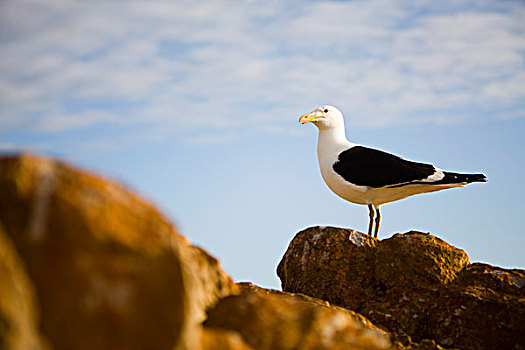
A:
[469,173,487,183]
[459,173,487,183]
[439,172,487,184]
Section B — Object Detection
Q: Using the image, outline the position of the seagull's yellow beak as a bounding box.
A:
[299,113,323,124]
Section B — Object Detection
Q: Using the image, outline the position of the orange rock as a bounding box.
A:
[375,232,469,289]
[277,226,378,310]
[359,288,439,339]
[278,226,525,350]
[0,153,236,350]
[205,283,393,350]
[201,328,254,350]
[427,263,525,349]
[190,245,239,323]
[0,224,50,350]
[454,262,525,297]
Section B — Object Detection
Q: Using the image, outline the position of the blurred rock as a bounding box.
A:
[278,226,525,350]
[0,154,236,350]
[0,224,49,350]
[205,282,393,350]
[190,245,239,324]
[201,328,254,350]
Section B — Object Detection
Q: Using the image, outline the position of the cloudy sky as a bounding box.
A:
[1,0,524,287]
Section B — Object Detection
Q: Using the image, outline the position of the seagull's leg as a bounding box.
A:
[367,204,375,236]
[373,206,381,238]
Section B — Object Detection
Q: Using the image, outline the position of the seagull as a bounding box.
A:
[299,105,486,238]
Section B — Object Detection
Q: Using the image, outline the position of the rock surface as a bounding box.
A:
[190,245,240,324]
[375,232,469,288]
[278,226,525,350]
[0,224,49,350]
[201,328,255,350]
[426,263,525,349]
[277,226,378,310]
[0,154,236,350]
[205,283,393,350]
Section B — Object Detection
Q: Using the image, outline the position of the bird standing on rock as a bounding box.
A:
[299,105,486,238]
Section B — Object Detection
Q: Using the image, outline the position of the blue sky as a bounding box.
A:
[1,0,524,288]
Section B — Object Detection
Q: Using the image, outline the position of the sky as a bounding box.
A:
[1,0,524,288]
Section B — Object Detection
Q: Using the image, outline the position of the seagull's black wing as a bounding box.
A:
[332,146,436,188]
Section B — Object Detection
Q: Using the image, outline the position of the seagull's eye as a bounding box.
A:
[323,109,329,113]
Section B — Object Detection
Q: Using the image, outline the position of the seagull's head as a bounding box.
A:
[299,105,344,130]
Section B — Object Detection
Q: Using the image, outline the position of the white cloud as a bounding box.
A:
[34,111,120,132]
[0,0,524,142]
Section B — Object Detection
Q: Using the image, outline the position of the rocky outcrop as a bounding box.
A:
[0,154,236,350]
[204,283,393,350]
[278,226,525,350]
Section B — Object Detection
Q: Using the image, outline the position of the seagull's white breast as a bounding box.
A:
[317,139,370,205]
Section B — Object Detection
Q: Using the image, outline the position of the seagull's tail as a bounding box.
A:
[439,172,487,185]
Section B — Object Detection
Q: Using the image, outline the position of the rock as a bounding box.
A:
[375,232,469,288]
[190,245,239,323]
[277,226,378,310]
[236,282,378,329]
[427,263,525,350]
[453,262,525,297]
[278,226,525,350]
[0,224,49,350]
[204,283,393,350]
[396,338,449,350]
[201,328,254,350]
[0,154,236,350]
